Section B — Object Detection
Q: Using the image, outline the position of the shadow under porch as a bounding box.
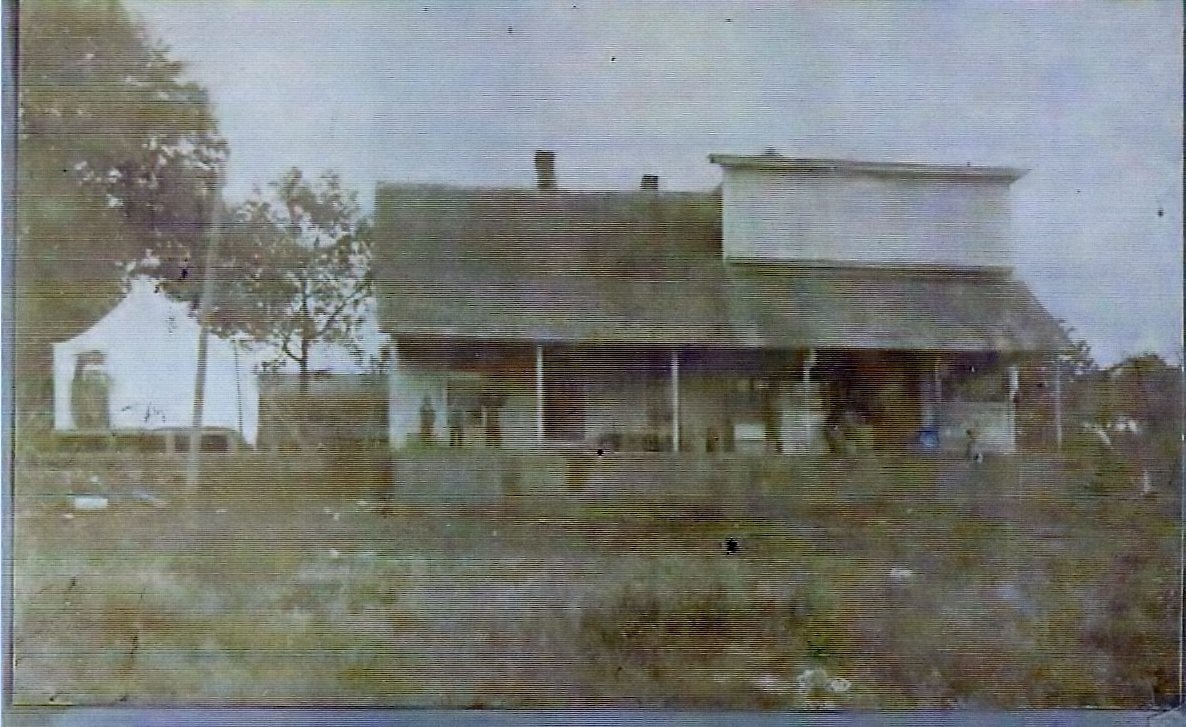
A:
[387,339,1063,457]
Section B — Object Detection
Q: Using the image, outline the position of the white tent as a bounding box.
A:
[52,277,261,446]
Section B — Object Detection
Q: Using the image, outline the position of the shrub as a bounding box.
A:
[573,558,856,707]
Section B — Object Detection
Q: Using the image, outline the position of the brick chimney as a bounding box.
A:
[534,150,556,191]
[640,174,659,191]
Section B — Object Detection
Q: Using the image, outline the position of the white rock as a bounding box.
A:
[61,513,75,520]
[888,567,915,581]
[828,677,852,693]
[72,495,109,511]
[795,667,823,688]
[328,548,340,559]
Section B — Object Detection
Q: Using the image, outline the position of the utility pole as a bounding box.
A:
[187,168,225,490]
[1053,356,1063,452]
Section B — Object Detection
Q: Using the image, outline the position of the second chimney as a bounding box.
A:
[534,150,557,191]
[640,174,660,191]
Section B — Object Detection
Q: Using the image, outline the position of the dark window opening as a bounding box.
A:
[544,377,586,442]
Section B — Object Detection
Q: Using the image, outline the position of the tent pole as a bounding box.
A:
[671,349,681,452]
[1007,363,1020,452]
[187,170,224,490]
[234,344,243,440]
[1053,356,1063,452]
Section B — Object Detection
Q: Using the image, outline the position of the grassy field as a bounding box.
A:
[11,449,1181,708]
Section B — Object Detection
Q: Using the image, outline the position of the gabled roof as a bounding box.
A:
[54,276,201,350]
[372,184,1068,352]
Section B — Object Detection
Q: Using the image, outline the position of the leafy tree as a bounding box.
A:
[216,169,372,392]
[1056,322,1099,380]
[1102,354,1180,428]
[1050,321,1103,429]
[1100,353,1183,495]
[17,0,225,415]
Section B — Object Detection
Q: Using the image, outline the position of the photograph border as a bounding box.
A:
[1,3,1182,725]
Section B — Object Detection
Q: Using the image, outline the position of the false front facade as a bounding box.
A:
[372,151,1068,456]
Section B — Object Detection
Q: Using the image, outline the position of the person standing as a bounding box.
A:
[965,427,984,464]
[448,403,464,447]
[482,393,503,448]
[418,396,436,444]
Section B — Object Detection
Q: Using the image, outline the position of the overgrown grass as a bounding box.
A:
[11,449,1181,708]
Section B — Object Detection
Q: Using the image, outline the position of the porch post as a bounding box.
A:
[934,359,943,402]
[535,343,545,443]
[922,356,942,429]
[1007,364,1020,451]
[671,349,681,452]
[1053,356,1063,451]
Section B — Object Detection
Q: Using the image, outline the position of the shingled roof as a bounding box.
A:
[372,183,1067,352]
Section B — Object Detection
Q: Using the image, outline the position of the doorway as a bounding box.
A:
[544,376,586,442]
[543,352,587,442]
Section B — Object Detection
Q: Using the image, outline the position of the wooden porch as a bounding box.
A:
[389,340,1064,456]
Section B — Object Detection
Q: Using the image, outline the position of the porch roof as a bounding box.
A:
[373,184,1068,353]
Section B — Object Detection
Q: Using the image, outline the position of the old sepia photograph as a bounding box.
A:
[5,1,1184,723]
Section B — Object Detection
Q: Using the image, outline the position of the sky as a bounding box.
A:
[129,0,1183,366]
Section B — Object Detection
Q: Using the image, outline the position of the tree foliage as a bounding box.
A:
[1050,321,1102,428]
[215,169,372,389]
[1054,323,1182,497]
[17,0,225,411]
[1055,320,1099,378]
